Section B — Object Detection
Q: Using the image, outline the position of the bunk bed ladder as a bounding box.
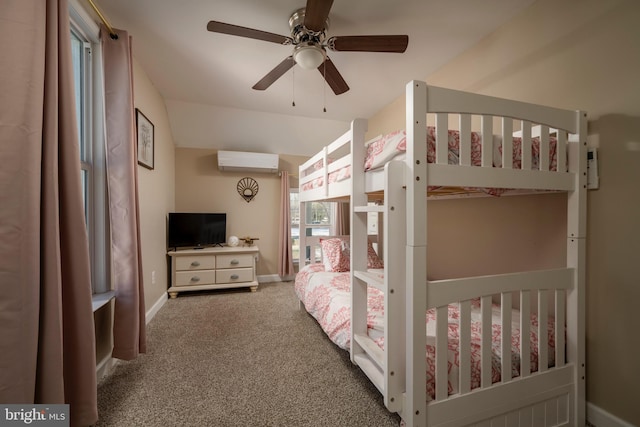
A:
[351,161,406,414]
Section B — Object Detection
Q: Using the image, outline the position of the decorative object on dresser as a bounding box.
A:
[167,246,259,298]
[227,235,240,247]
[240,236,259,246]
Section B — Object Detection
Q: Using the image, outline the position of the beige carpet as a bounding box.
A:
[96,282,401,426]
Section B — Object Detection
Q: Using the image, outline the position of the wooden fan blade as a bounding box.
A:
[207,21,292,45]
[328,35,408,53]
[252,57,295,90]
[304,0,334,32]
[318,57,349,95]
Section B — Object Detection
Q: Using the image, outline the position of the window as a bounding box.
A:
[290,189,336,263]
[290,190,300,262]
[70,1,109,301]
[70,27,91,228]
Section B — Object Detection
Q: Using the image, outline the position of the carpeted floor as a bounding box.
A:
[96,282,401,426]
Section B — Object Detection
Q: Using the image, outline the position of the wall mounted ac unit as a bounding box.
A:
[217,150,279,174]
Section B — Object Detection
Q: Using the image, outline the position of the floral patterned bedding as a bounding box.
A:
[301,127,561,196]
[294,263,556,400]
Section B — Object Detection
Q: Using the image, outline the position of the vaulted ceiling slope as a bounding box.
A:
[98,0,535,156]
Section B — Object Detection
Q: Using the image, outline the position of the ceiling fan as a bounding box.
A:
[206,0,408,95]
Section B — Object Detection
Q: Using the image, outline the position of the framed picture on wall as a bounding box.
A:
[136,108,154,170]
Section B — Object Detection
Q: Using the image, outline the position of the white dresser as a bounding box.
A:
[167,246,259,298]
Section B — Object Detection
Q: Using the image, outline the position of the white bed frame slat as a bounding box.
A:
[501,292,512,383]
[540,125,550,171]
[502,118,513,169]
[481,115,493,167]
[459,300,472,394]
[459,114,472,166]
[557,131,567,172]
[480,296,493,388]
[435,113,448,165]
[538,289,549,373]
[435,306,448,401]
[520,290,531,378]
[556,290,566,367]
[521,120,532,170]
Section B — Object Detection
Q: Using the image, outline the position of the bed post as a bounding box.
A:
[402,81,427,426]
[350,118,369,365]
[567,111,587,426]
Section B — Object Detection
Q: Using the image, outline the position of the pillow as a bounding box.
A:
[320,237,384,272]
[320,238,350,272]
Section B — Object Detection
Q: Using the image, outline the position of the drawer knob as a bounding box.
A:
[191,261,200,267]
[191,276,200,282]
[230,259,239,265]
[230,274,239,280]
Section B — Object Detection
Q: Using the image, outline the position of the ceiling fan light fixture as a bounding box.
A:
[293,44,326,70]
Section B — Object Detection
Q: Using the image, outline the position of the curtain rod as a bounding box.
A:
[86,0,117,39]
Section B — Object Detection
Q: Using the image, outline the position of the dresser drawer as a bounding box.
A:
[175,255,216,271]
[175,270,216,287]
[216,268,253,284]
[216,253,253,269]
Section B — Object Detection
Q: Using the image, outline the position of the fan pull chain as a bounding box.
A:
[323,60,327,113]
[291,64,296,107]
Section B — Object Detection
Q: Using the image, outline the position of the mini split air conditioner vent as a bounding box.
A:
[217,150,279,174]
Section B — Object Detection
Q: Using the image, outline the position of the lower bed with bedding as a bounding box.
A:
[295,263,557,402]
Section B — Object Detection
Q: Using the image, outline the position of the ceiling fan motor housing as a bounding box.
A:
[289,8,329,45]
[289,8,329,69]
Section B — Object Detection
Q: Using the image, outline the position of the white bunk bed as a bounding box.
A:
[297,81,586,427]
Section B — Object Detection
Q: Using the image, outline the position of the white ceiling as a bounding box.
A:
[98,0,535,156]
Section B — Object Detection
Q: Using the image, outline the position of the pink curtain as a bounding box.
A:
[101,26,147,360]
[335,202,350,235]
[0,0,98,424]
[278,172,295,277]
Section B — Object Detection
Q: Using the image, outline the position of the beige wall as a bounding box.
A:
[174,150,306,277]
[133,58,176,310]
[368,0,640,424]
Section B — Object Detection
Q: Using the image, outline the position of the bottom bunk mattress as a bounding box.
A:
[294,263,556,401]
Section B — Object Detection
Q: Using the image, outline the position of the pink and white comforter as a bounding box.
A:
[301,127,561,196]
[294,263,556,400]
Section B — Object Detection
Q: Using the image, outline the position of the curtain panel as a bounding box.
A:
[101,25,147,360]
[0,0,98,424]
[278,172,295,277]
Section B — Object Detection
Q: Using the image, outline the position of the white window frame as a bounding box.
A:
[69,0,111,309]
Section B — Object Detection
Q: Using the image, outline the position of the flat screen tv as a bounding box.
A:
[168,212,226,250]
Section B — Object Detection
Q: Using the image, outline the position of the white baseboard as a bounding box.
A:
[95,353,119,382]
[258,274,292,283]
[145,292,167,325]
[587,402,635,427]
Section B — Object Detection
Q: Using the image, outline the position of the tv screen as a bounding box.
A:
[168,213,226,249]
